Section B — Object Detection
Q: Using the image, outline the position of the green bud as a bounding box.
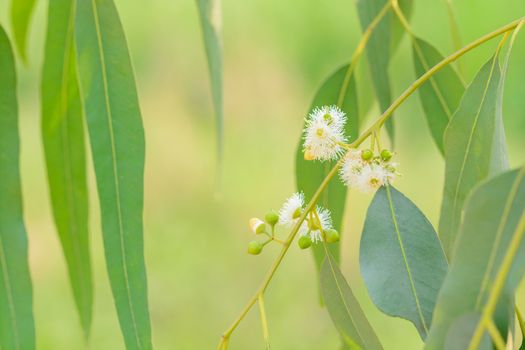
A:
[325,229,340,243]
[361,149,373,161]
[380,149,393,161]
[298,235,312,249]
[292,207,302,219]
[265,211,279,226]
[247,241,263,255]
[308,218,319,231]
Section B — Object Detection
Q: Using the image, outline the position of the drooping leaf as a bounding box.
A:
[426,168,525,349]
[10,0,37,62]
[356,0,394,143]
[295,64,359,277]
[75,1,152,348]
[360,185,448,339]
[41,0,92,336]
[196,0,223,168]
[412,37,465,155]
[438,54,502,259]
[321,253,383,350]
[0,25,35,350]
[443,314,491,350]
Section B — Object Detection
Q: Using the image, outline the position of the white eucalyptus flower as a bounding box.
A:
[278,192,309,235]
[303,105,348,161]
[339,150,365,187]
[301,206,333,243]
[357,163,388,193]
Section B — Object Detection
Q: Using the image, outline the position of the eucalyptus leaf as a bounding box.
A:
[42,0,92,336]
[75,0,152,348]
[10,0,37,62]
[356,0,394,143]
[438,54,502,259]
[391,0,413,53]
[443,314,491,350]
[412,37,465,155]
[0,25,35,350]
[295,64,359,278]
[360,185,447,339]
[426,168,525,349]
[196,0,223,168]
[321,253,383,350]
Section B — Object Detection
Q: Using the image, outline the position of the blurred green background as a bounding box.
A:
[1,0,525,348]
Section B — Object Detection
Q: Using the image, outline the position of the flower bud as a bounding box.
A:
[292,207,302,219]
[249,218,266,234]
[247,241,263,255]
[380,149,393,161]
[361,149,373,161]
[265,211,279,226]
[298,235,312,249]
[304,149,315,161]
[325,229,340,243]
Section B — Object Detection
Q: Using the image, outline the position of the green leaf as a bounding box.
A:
[10,0,37,62]
[356,0,394,143]
[0,25,35,350]
[360,185,448,339]
[426,168,525,349]
[412,37,465,155]
[295,64,359,276]
[438,54,502,259]
[196,0,223,167]
[443,314,491,350]
[321,253,384,350]
[41,0,92,336]
[75,1,152,348]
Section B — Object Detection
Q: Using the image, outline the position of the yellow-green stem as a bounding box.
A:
[516,305,525,340]
[217,16,525,350]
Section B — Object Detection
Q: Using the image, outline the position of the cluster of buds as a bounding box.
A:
[302,105,400,192]
[339,148,398,193]
[246,193,340,255]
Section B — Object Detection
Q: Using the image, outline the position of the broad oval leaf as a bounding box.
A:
[321,253,383,350]
[295,64,359,276]
[75,1,152,348]
[412,37,465,155]
[356,0,394,143]
[438,54,502,259]
[42,0,92,336]
[360,185,448,339]
[196,0,223,167]
[426,167,525,349]
[0,25,35,350]
[10,0,37,61]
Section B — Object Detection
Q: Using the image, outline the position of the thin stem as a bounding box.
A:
[467,211,525,350]
[444,0,464,76]
[516,305,525,340]
[337,1,392,107]
[391,0,413,36]
[258,295,271,350]
[486,320,506,350]
[217,17,525,349]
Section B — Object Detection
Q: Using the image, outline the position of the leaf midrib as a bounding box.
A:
[90,0,142,348]
[385,185,429,335]
[448,54,499,253]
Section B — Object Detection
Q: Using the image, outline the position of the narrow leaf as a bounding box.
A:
[426,167,525,349]
[295,64,359,275]
[196,0,223,168]
[360,185,447,339]
[42,0,92,336]
[10,0,37,61]
[75,0,152,348]
[391,0,413,53]
[356,0,394,143]
[412,37,465,154]
[0,25,35,350]
[438,54,502,259]
[321,253,383,350]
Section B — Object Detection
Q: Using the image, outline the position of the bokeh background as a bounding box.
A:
[1,0,525,348]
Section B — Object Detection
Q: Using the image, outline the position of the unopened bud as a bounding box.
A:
[298,235,312,249]
[265,211,279,226]
[247,241,263,255]
[304,149,315,161]
[292,207,302,219]
[249,218,266,234]
[361,149,373,161]
[325,229,340,243]
[380,149,393,161]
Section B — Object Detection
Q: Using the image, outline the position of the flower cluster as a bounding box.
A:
[245,192,340,255]
[303,106,347,161]
[302,105,400,193]
[339,148,398,193]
